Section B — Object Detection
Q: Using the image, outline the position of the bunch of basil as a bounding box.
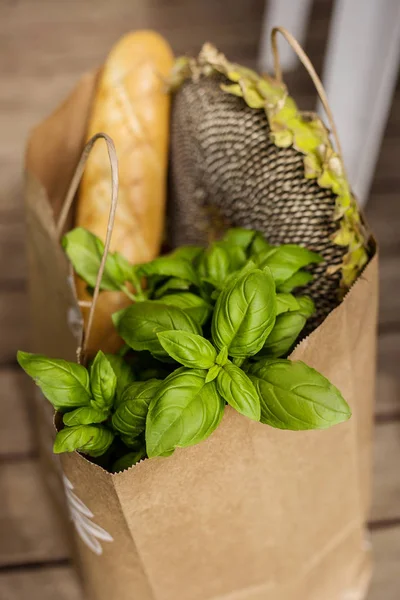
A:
[17,227,351,473]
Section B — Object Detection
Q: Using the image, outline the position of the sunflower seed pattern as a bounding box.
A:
[170,74,347,330]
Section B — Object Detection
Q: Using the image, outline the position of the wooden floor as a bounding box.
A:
[0,0,399,598]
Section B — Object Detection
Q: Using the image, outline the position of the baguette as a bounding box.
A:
[76,30,174,354]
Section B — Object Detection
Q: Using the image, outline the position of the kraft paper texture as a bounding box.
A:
[24,72,378,600]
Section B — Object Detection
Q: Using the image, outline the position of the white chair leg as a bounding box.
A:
[320,0,400,205]
[258,0,313,73]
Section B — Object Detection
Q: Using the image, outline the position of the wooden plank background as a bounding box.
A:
[0,0,399,598]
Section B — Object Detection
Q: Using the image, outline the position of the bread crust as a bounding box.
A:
[76,31,174,354]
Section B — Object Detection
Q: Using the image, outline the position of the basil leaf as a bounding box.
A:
[215,346,229,366]
[210,288,221,302]
[154,278,192,299]
[205,364,221,383]
[112,448,147,473]
[121,434,144,448]
[296,296,316,318]
[105,354,135,407]
[258,312,306,358]
[89,351,116,409]
[276,293,300,315]
[258,245,323,285]
[211,268,276,358]
[62,227,132,291]
[199,241,247,288]
[112,252,136,285]
[222,228,256,250]
[198,243,231,287]
[158,331,217,369]
[221,242,247,271]
[63,406,109,426]
[119,436,145,452]
[171,246,204,262]
[249,232,271,256]
[137,256,199,286]
[112,379,161,438]
[219,260,258,291]
[232,357,245,368]
[17,351,91,411]
[53,425,114,457]
[146,368,225,458]
[62,228,107,288]
[155,292,211,326]
[277,270,313,293]
[216,362,260,421]
[248,358,351,430]
[113,301,201,357]
[210,260,259,302]
[201,281,217,304]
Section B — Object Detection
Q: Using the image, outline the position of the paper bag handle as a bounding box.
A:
[56,133,119,363]
[271,26,343,160]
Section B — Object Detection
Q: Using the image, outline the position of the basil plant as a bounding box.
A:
[17,227,351,473]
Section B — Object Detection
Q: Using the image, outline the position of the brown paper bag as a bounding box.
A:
[24,70,378,600]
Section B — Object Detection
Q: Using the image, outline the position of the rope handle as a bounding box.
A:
[56,133,119,363]
[271,26,343,159]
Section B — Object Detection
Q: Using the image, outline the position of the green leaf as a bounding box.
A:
[105,354,135,407]
[276,293,300,315]
[211,268,276,358]
[296,296,316,318]
[247,358,351,430]
[198,241,248,289]
[146,368,225,457]
[222,228,256,250]
[232,356,245,368]
[62,228,107,288]
[62,228,133,291]
[113,301,201,358]
[137,256,199,286]
[112,448,147,473]
[210,287,222,302]
[198,243,231,287]
[63,406,109,426]
[210,260,259,303]
[219,260,258,291]
[221,243,247,271]
[155,292,211,326]
[120,436,145,452]
[205,364,221,383]
[277,270,313,293]
[258,245,323,285]
[120,434,143,448]
[89,351,116,409]
[216,362,260,421]
[258,312,306,358]
[249,232,271,256]
[111,252,135,285]
[215,346,228,366]
[112,379,161,438]
[158,331,217,369]
[17,351,91,411]
[171,246,204,262]
[153,277,192,299]
[53,425,114,457]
